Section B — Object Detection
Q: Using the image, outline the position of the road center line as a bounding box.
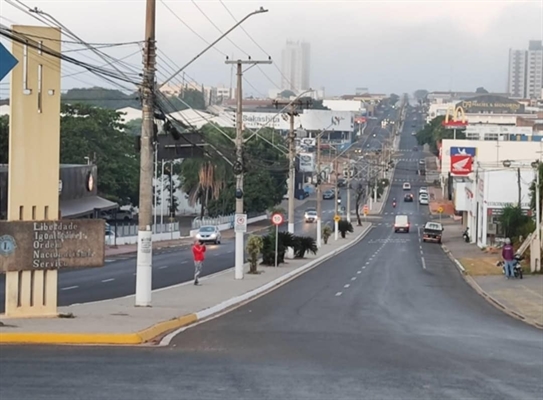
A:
[159,266,169,269]
[351,277,357,281]
[357,271,362,274]
[344,284,350,288]
[101,278,115,283]
[421,257,427,270]
[335,292,343,296]
[61,285,78,291]
[181,261,188,264]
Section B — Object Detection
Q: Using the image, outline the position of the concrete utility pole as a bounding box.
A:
[316,133,323,248]
[273,99,312,257]
[334,158,339,240]
[135,0,156,307]
[346,154,352,223]
[225,58,272,279]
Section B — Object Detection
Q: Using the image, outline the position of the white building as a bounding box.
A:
[508,49,528,99]
[454,167,535,248]
[507,40,543,99]
[322,99,366,113]
[116,106,142,123]
[281,40,311,92]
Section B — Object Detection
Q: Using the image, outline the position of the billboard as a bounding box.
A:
[450,155,473,176]
[298,153,315,173]
[300,137,316,147]
[450,146,477,157]
[219,110,354,132]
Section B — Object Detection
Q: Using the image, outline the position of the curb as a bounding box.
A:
[441,244,543,330]
[0,225,373,345]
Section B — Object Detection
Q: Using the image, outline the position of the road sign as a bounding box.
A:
[437,206,444,214]
[0,43,18,81]
[334,215,341,222]
[271,213,283,226]
[363,204,369,215]
[235,213,247,233]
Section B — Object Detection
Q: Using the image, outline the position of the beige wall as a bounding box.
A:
[8,25,61,221]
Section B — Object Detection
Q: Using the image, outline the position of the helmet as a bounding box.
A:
[505,238,511,245]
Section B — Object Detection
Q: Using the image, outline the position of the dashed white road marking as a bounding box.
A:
[357,271,362,274]
[351,277,357,281]
[421,257,427,270]
[362,266,366,269]
[159,265,169,269]
[335,292,343,297]
[344,284,350,288]
[181,261,188,264]
[101,278,115,283]
[61,285,78,291]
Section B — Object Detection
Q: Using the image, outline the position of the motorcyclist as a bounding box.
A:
[392,197,396,207]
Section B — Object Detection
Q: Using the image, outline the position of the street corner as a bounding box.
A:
[429,201,455,216]
[458,257,503,276]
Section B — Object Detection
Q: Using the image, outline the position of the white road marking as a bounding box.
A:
[335,292,343,296]
[101,278,115,283]
[344,284,350,288]
[159,265,169,269]
[363,266,366,269]
[61,285,78,291]
[421,257,427,270]
[181,261,188,264]
[351,277,357,281]
[357,271,362,274]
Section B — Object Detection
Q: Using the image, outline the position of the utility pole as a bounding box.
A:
[346,154,352,223]
[273,98,312,257]
[316,133,322,248]
[135,0,156,307]
[334,158,339,240]
[226,58,272,279]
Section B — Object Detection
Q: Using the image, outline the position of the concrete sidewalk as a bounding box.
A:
[0,224,373,345]
[442,223,543,329]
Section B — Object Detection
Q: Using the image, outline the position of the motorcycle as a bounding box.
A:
[392,201,396,208]
[496,254,524,279]
[462,228,470,243]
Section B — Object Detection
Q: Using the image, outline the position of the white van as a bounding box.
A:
[394,215,410,233]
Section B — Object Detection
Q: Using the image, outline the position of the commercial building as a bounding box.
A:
[427,91,510,105]
[507,40,543,99]
[281,40,311,92]
[454,167,535,248]
[0,164,117,220]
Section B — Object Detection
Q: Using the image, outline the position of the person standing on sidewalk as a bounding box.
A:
[192,238,206,286]
[502,238,515,279]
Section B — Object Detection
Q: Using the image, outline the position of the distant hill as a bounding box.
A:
[61,87,141,110]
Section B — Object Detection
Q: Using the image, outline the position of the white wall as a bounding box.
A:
[322,99,364,113]
[441,139,543,177]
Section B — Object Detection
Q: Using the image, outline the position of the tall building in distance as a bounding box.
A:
[507,40,543,99]
[281,40,311,93]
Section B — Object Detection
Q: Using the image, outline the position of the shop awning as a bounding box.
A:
[60,196,118,218]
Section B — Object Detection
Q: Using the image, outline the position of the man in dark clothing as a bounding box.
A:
[502,238,515,279]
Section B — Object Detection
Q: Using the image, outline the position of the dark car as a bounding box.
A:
[404,193,414,202]
[323,189,335,200]
[337,178,347,188]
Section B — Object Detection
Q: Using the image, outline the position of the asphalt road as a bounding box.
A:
[0,197,339,309]
[2,105,541,400]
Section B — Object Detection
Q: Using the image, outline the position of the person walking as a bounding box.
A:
[192,238,206,285]
[502,238,515,279]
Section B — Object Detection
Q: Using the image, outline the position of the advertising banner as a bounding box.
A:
[298,153,315,173]
[450,155,473,176]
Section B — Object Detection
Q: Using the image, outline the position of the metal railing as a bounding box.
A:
[191,211,264,229]
[110,221,181,237]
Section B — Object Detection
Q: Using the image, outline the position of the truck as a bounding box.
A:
[422,221,444,243]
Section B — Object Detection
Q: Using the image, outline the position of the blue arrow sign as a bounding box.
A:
[0,43,18,81]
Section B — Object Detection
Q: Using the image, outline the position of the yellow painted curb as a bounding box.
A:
[0,313,198,345]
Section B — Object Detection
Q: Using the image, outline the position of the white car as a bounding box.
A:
[394,215,410,233]
[419,193,429,205]
[403,182,411,190]
[304,208,318,223]
[411,132,416,136]
[419,187,428,196]
[196,225,221,244]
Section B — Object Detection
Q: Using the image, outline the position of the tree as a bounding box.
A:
[278,90,296,98]
[498,204,534,244]
[529,163,543,214]
[163,88,206,112]
[475,87,489,94]
[62,87,140,110]
[388,93,400,104]
[124,118,142,136]
[310,99,330,110]
[413,89,429,101]
[353,181,366,226]
[60,103,140,205]
[0,115,8,164]
[415,115,466,154]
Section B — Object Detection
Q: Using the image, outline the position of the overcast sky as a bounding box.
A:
[0,0,541,98]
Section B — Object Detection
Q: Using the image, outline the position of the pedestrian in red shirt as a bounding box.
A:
[192,238,206,286]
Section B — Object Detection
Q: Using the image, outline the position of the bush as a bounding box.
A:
[295,236,318,258]
[246,235,264,274]
[338,220,354,238]
[322,225,333,244]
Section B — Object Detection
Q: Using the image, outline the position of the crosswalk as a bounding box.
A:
[392,178,425,183]
[394,158,422,162]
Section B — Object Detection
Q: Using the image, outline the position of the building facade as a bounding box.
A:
[507,40,543,99]
[281,40,311,92]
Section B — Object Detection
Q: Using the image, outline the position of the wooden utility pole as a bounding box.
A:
[225,58,272,279]
[135,0,156,307]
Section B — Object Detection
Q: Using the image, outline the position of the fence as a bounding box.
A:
[110,222,181,238]
[191,212,263,230]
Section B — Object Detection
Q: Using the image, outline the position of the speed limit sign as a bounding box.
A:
[271,213,284,226]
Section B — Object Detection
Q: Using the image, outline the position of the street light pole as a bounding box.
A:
[135,0,156,307]
[226,58,272,279]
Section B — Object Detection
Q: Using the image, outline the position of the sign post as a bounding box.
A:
[334,215,341,241]
[234,213,247,278]
[437,206,443,223]
[363,204,369,222]
[271,213,284,267]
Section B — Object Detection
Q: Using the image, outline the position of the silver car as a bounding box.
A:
[196,225,222,244]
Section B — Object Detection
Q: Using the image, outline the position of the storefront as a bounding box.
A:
[0,164,117,220]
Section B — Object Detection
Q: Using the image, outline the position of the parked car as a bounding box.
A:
[102,209,134,221]
[196,225,221,244]
[422,221,444,243]
[419,187,428,196]
[419,193,429,205]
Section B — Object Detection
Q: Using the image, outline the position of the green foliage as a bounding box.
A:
[179,125,288,217]
[295,236,317,258]
[413,89,428,100]
[389,93,400,104]
[0,115,8,163]
[162,88,206,112]
[124,118,142,136]
[475,87,489,94]
[279,90,296,98]
[415,115,466,154]
[246,235,264,274]
[498,205,534,244]
[338,219,354,238]
[529,163,543,214]
[60,103,140,205]
[322,225,333,244]
[61,87,140,110]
